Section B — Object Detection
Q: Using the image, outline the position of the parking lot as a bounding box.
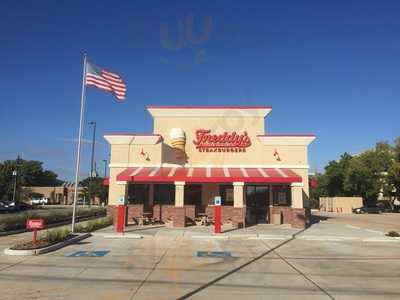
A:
[0,213,399,300]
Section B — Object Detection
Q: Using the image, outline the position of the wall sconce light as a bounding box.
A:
[273,149,281,161]
[140,148,151,161]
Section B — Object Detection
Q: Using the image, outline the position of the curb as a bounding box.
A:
[191,235,229,240]
[250,234,293,240]
[3,233,91,256]
[91,232,143,239]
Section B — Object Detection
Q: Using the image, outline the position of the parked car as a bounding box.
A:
[353,205,385,214]
[30,197,49,205]
[0,200,17,213]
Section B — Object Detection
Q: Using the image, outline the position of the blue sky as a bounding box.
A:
[1,0,399,181]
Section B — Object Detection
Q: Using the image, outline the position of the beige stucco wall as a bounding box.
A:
[108,167,127,205]
[106,108,314,208]
[319,197,363,213]
[110,143,162,166]
[152,116,308,166]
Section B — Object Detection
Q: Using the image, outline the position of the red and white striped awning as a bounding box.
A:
[116,167,302,183]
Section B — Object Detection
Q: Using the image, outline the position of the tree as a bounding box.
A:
[387,138,400,202]
[79,177,107,204]
[323,153,353,197]
[0,157,63,201]
[344,142,394,203]
[387,161,400,199]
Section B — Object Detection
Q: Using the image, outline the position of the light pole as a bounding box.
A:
[103,159,107,178]
[88,121,96,206]
[12,155,21,204]
[12,170,17,203]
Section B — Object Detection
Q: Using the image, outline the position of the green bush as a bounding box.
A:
[75,217,113,233]
[386,231,400,237]
[42,228,71,244]
[0,206,106,232]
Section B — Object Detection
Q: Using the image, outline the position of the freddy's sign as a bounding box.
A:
[193,129,251,152]
[26,218,44,230]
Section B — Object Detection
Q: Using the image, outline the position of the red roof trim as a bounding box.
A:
[257,134,315,137]
[147,105,272,109]
[130,177,301,184]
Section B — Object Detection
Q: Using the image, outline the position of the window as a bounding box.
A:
[127,184,149,204]
[272,185,291,206]
[154,184,175,205]
[219,185,233,206]
[246,185,269,208]
[184,184,202,205]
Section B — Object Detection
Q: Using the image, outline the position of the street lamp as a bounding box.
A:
[103,159,107,178]
[88,121,97,206]
[12,170,17,203]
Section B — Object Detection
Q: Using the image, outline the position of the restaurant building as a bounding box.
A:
[105,106,315,228]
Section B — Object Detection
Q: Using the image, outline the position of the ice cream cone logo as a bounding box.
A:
[170,128,186,158]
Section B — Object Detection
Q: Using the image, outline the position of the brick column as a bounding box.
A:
[291,182,303,208]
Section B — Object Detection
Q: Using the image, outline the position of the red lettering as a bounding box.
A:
[193,129,252,152]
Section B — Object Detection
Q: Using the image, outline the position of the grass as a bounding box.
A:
[0,206,106,232]
[11,228,74,250]
[44,228,72,244]
[75,216,113,233]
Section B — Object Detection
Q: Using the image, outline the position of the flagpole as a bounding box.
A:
[72,53,88,233]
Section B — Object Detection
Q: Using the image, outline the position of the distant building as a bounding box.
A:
[26,183,95,205]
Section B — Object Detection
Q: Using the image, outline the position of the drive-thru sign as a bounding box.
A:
[26,218,44,246]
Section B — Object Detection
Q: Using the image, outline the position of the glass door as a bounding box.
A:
[246,185,269,224]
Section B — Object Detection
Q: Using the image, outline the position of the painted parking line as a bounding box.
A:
[299,236,361,241]
[191,235,229,240]
[346,225,361,229]
[301,237,344,241]
[362,238,400,242]
[364,229,384,235]
[197,251,232,258]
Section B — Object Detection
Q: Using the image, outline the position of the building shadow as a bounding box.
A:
[310,213,330,225]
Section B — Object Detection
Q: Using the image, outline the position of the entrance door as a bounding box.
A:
[246,185,269,224]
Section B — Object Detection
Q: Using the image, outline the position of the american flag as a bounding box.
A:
[85,61,126,101]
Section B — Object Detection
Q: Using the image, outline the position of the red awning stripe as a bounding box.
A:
[116,166,302,183]
[281,168,300,178]
[117,167,136,181]
[264,168,281,177]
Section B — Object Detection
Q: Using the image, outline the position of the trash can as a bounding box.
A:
[272,212,282,225]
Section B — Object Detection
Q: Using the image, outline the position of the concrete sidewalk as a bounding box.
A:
[92,220,400,243]
[1,216,400,299]
[93,223,301,239]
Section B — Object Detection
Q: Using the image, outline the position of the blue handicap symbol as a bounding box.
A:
[196,251,231,258]
[68,250,110,257]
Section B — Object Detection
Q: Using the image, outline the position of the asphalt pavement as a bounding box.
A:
[0,213,399,300]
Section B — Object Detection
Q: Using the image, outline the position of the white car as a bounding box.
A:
[30,198,48,205]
